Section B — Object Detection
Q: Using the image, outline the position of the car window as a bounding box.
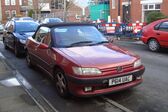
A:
[15,21,39,32]
[53,26,107,47]
[8,22,14,32]
[159,21,168,32]
[35,27,50,43]
[41,32,51,46]
[5,21,11,31]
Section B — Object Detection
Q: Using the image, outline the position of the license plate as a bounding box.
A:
[109,75,133,86]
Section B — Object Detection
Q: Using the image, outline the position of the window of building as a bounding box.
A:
[149,4,154,9]
[11,0,16,5]
[51,0,64,9]
[12,10,16,17]
[5,0,10,5]
[155,4,161,9]
[143,5,148,9]
[112,0,115,9]
[143,4,161,10]
[5,11,11,19]
[19,0,22,5]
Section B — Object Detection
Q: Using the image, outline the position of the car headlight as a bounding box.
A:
[19,39,26,44]
[72,67,102,75]
[134,59,142,68]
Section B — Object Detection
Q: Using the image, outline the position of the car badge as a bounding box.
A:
[117,66,123,72]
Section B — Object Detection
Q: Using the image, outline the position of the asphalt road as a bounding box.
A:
[0,38,168,112]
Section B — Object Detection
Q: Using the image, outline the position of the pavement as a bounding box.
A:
[0,52,43,112]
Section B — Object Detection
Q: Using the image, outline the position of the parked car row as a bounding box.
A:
[2,17,63,57]
[2,17,145,97]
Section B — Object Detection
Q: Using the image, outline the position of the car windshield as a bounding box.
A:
[15,22,39,33]
[49,18,63,23]
[53,26,108,48]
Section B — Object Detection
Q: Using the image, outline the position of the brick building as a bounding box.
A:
[110,0,168,23]
[1,0,29,23]
[32,0,89,22]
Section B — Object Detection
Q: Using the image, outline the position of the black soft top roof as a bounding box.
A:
[39,22,95,28]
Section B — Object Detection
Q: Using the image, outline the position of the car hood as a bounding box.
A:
[59,44,137,69]
[14,32,35,39]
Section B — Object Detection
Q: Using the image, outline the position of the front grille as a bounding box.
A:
[101,64,134,74]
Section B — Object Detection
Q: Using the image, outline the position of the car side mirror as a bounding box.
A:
[38,43,49,49]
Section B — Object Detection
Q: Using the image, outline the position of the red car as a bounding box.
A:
[26,23,145,97]
[141,19,168,51]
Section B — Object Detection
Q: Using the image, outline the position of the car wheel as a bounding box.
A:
[148,39,160,52]
[54,69,69,97]
[26,51,33,68]
[14,44,20,57]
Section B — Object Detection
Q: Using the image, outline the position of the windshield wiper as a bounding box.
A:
[69,41,94,47]
[92,41,109,45]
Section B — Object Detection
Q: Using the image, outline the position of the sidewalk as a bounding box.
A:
[0,54,42,112]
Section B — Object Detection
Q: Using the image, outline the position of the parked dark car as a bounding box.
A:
[3,20,39,57]
[41,18,63,24]
[26,23,145,97]
[141,19,168,51]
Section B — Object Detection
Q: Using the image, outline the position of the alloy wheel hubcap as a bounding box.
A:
[56,72,66,94]
[149,40,158,51]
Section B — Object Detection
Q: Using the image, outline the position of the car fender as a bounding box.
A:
[147,37,160,44]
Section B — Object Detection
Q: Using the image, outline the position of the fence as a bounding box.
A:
[32,10,89,22]
[96,22,146,38]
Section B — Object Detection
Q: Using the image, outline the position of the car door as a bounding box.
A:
[33,27,53,75]
[155,21,168,47]
[37,29,54,75]
[27,27,45,65]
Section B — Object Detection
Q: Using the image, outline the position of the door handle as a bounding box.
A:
[156,33,160,35]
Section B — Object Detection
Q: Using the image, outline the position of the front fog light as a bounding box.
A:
[136,76,143,80]
[84,87,92,92]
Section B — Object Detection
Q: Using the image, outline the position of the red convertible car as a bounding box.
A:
[26,23,145,97]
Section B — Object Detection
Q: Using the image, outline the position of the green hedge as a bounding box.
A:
[147,12,167,24]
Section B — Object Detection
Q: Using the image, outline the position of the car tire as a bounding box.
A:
[148,39,160,52]
[54,68,69,98]
[26,51,33,68]
[14,44,20,57]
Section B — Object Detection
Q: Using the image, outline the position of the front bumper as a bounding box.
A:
[66,66,145,97]
[141,36,148,44]
[16,42,26,54]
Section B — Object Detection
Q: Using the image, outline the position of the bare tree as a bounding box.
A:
[28,0,48,20]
